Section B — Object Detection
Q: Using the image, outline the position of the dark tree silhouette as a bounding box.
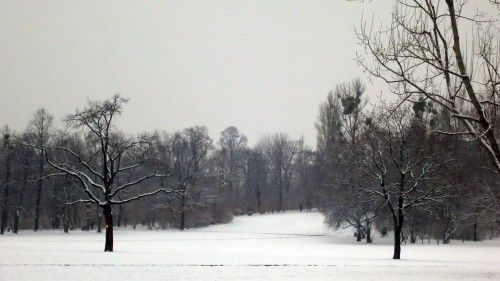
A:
[35,95,174,251]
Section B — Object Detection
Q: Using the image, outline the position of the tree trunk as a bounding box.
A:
[180,201,186,231]
[365,221,372,244]
[1,136,12,235]
[473,221,478,241]
[52,212,59,230]
[356,224,362,242]
[85,203,91,230]
[13,154,29,234]
[393,208,404,259]
[13,210,20,234]
[50,178,59,230]
[103,204,113,252]
[179,184,186,231]
[393,176,405,259]
[63,205,69,233]
[393,224,401,259]
[117,204,123,227]
[116,176,123,228]
[34,157,44,231]
[71,205,78,229]
[410,217,416,244]
[445,0,500,172]
[97,208,102,233]
[255,189,262,214]
[278,170,283,212]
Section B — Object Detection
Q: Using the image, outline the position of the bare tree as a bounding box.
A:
[218,126,247,208]
[291,138,318,212]
[28,108,54,231]
[318,80,378,243]
[258,133,298,211]
[1,129,13,234]
[357,104,451,259]
[12,131,34,233]
[316,91,343,171]
[357,0,500,172]
[169,126,213,230]
[243,148,267,213]
[35,95,173,251]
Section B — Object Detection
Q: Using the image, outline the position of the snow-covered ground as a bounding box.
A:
[1,211,499,280]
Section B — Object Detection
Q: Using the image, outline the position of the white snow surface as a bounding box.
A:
[1,211,499,280]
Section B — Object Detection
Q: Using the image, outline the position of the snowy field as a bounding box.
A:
[1,212,499,281]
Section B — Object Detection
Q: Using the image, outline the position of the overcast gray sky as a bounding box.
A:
[0,0,395,146]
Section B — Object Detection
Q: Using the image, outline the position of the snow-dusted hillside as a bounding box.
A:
[0,211,499,280]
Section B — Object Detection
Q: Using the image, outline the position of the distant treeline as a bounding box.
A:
[0,96,320,239]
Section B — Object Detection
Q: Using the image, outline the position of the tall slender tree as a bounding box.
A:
[1,130,13,234]
[29,108,53,231]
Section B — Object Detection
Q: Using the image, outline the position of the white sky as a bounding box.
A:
[1,0,397,146]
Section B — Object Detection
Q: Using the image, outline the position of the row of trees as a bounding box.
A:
[318,0,499,259]
[317,79,498,259]
[0,95,321,251]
